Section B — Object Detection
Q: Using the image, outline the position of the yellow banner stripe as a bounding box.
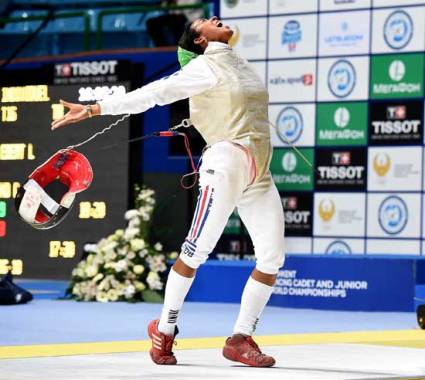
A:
[0,329,424,360]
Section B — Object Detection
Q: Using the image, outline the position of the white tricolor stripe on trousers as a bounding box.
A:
[187,185,214,245]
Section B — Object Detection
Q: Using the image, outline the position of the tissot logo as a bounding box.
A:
[282,197,297,210]
[55,60,118,77]
[316,148,366,190]
[387,106,405,120]
[332,152,351,165]
[369,101,423,144]
[281,192,313,236]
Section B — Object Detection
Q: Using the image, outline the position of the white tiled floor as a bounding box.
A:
[1,343,424,380]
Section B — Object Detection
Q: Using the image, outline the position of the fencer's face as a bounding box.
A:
[192,16,233,46]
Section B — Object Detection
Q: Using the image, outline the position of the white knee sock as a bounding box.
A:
[158,268,195,336]
[233,276,274,336]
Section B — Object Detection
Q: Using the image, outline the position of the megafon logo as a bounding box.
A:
[388,60,405,82]
[334,107,350,128]
[318,199,335,222]
[281,151,298,172]
[373,153,391,177]
[55,60,118,77]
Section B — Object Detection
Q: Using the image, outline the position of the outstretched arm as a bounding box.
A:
[51,56,217,130]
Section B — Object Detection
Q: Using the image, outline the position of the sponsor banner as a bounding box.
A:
[268,59,316,102]
[223,211,242,235]
[186,257,415,311]
[319,10,370,56]
[369,100,423,145]
[317,57,369,101]
[313,193,366,237]
[268,14,318,59]
[367,193,421,238]
[53,60,132,84]
[285,237,313,255]
[372,7,425,53]
[269,104,315,147]
[269,256,415,311]
[422,194,425,238]
[225,18,267,60]
[270,148,314,191]
[316,102,367,146]
[213,236,254,261]
[373,0,425,8]
[370,54,424,99]
[315,147,367,191]
[249,61,266,85]
[320,0,371,10]
[281,192,313,237]
[220,0,267,18]
[423,148,425,189]
[366,239,420,256]
[368,147,422,191]
[313,238,365,255]
[269,0,318,14]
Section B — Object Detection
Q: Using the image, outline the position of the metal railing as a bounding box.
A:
[95,3,210,49]
[0,2,210,54]
[0,12,91,51]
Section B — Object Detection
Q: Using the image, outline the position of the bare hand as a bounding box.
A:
[51,99,88,130]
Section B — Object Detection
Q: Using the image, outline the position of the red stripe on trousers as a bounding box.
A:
[191,185,209,240]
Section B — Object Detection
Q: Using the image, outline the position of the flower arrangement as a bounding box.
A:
[67,185,178,302]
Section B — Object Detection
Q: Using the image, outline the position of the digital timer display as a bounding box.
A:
[0,59,140,279]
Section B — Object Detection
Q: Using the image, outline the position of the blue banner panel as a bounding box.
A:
[415,285,425,310]
[186,257,416,311]
[270,257,415,311]
[186,260,255,303]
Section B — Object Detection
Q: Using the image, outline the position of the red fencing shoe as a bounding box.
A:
[147,319,178,365]
[222,334,276,367]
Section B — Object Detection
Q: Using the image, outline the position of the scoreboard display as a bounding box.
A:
[0,59,142,279]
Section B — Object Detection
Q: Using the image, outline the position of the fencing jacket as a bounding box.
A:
[99,41,272,183]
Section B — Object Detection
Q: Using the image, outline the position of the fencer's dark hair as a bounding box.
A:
[178,21,204,55]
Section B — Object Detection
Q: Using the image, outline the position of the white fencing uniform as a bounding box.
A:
[99,42,285,275]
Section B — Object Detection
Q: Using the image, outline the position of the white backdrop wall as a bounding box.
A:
[220,0,425,256]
